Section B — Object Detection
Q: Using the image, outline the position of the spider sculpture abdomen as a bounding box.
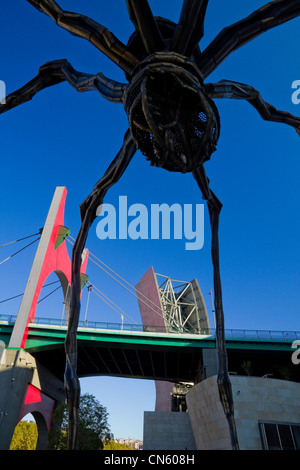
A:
[124,53,220,173]
[124,19,220,173]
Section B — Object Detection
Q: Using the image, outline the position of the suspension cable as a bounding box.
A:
[0,280,60,305]
[0,237,41,265]
[0,230,166,325]
[66,235,167,322]
[37,285,62,304]
[89,287,138,325]
[65,237,140,325]
[87,255,166,322]
[90,283,139,325]
[0,230,42,248]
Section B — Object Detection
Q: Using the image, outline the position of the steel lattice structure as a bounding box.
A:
[1,0,300,450]
[155,273,210,334]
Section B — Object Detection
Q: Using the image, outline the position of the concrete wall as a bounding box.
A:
[143,411,197,450]
[154,381,174,412]
[186,375,300,450]
[186,376,232,450]
[0,348,64,449]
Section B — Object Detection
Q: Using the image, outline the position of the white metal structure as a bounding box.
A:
[155,273,210,334]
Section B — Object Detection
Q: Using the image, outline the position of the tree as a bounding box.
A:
[10,421,38,450]
[104,441,133,450]
[48,393,113,450]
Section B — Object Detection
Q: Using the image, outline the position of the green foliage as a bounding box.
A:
[47,426,68,450]
[104,441,133,450]
[278,366,292,380]
[10,421,38,450]
[47,393,113,450]
[241,360,253,376]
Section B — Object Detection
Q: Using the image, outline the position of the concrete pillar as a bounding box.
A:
[0,349,34,449]
[202,348,218,378]
[0,341,5,362]
[0,348,64,450]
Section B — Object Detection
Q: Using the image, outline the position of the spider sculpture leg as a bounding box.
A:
[0,59,130,449]
[0,59,127,114]
[205,80,300,135]
[199,0,300,78]
[193,164,239,451]
[171,0,208,55]
[26,0,138,75]
[125,0,164,54]
[66,130,136,450]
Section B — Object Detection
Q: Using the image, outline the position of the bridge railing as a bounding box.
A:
[1,314,300,341]
[223,329,300,341]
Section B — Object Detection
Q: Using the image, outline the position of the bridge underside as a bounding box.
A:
[33,341,203,383]
[31,342,300,385]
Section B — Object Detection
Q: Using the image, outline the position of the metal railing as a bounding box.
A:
[0,314,196,335]
[1,314,300,341]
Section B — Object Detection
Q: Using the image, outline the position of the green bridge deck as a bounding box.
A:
[1,316,299,384]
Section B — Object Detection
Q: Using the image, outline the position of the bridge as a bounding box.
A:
[1,315,299,383]
[0,186,299,450]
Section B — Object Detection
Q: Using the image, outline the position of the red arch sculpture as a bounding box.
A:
[9,186,89,349]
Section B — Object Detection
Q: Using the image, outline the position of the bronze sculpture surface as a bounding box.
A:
[1,0,300,450]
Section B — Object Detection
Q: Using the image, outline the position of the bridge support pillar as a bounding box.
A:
[0,348,64,450]
[202,348,218,379]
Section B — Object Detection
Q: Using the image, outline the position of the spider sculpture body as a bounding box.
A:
[124,21,221,173]
[1,0,300,451]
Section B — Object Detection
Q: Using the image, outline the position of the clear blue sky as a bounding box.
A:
[0,1,299,440]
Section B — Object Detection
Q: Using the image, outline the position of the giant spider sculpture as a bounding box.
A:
[1,0,300,450]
